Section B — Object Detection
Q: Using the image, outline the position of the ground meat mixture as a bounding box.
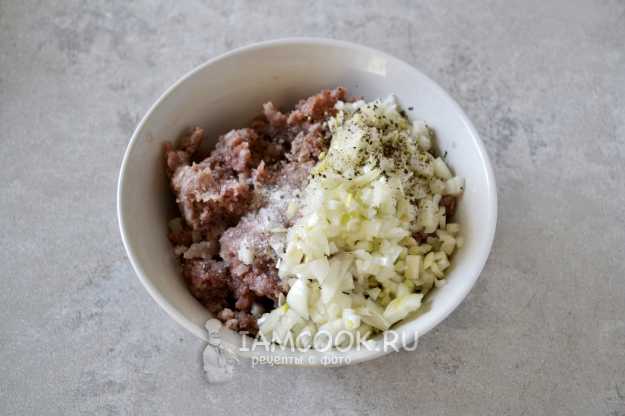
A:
[164,88,348,334]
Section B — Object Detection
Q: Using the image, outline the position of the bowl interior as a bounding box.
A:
[118,39,497,365]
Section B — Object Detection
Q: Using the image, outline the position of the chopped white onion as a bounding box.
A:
[445,176,465,196]
[256,96,464,349]
[286,278,310,319]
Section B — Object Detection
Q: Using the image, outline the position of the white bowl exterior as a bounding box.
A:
[118,38,497,366]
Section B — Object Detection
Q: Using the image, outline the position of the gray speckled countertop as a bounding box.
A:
[1,1,624,415]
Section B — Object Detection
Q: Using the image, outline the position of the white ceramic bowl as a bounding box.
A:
[118,38,497,366]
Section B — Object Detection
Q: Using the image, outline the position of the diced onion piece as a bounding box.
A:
[383,294,423,325]
[342,308,361,330]
[409,244,432,255]
[405,255,422,281]
[456,236,465,248]
[273,309,302,343]
[257,305,284,336]
[357,300,390,331]
[350,293,366,308]
[403,237,418,247]
[441,240,455,256]
[446,223,460,235]
[420,271,435,291]
[294,257,330,282]
[433,157,452,179]
[424,251,435,270]
[430,178,446,194]
[287,278,310,319]
[418,198,439,234]
[326,293,351,319]
[367,287,382,300]
[412,154,434,177]
[395,282,412,298]
[430,262,444,278]
[436,230,456,256]
[445,176,464,196]
[321,255,353,303]
[412,121,431,148]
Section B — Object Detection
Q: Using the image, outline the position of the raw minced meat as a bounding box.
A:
[164,88,348,334]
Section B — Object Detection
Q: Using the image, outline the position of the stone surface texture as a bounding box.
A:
[1,1,624,415]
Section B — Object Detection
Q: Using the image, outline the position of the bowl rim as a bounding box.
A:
[117,37,498,363]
